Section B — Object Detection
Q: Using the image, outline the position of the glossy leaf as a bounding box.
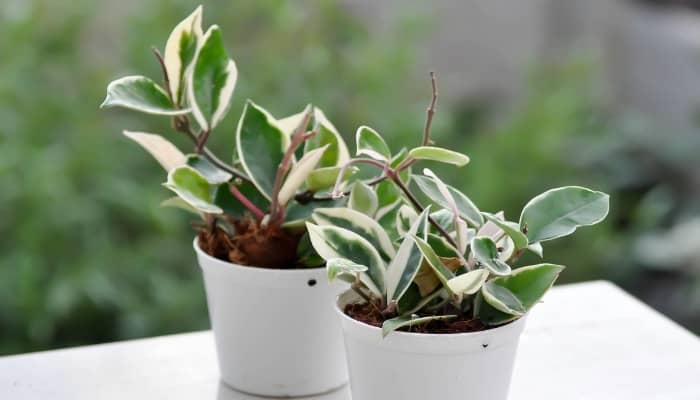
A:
[385,209,430,302]
[163,6,203,105]
[382,314,456,337]
[312,207,396,261]
[375,180,402,219]
[164,166,222,214]
[481,281,525,315]
[414,257,462,296]
[471,236,512,276]
[188,25,238,131]
[520,186,610,243]
[412,175,483,226]
[282,198,345,229]
[410,233,457,294]
[447,269,489,295]
[349,181,378,216]
[408,146,470,167]
[123,131,186,171]
[356,125,391,161]
[528,242,544,258]
[102,76,187,115]
[306,223,385,294]
[277,104,311,136]
[395,205,418,237]
[482,212,528,250]
[326,258,368,281]
[304,107,349,168]
[306,166,358,191]
[160,196,200,215]
[214,181,269,220]
[277,145,328,206]
[236,100,288,200]
[186,154,232,184]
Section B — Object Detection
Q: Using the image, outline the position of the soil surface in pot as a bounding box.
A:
[198,217,303,269]
[345,301,487,334]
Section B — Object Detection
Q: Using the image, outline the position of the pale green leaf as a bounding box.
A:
[481,281,525,315]
[482,212,528,249]
[408,146,470,167]
[382,314,457,337]
[385,209,430,302]
[277,145,328,206]
[447,269,489,295]
[164,166,222,214]
[395,205,418,237]
[102,76,187,115]
[349,181,378,216]
[160,196,201,216]
[305,166,358,191]
[471,236,512,276]
[186,154,232,184]
[188,25,238,130]
[410,233,457,294]
[236,100,288,200]
[356,125,391,161]
[520,186,610,243]
[122,131,186,171]
[163,6,203,105]
[304,107,350,168]
[412,175,483,226]
[326,258,368,281]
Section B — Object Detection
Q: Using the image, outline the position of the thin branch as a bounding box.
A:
[422,71,438,146]
[151,47,173,101]
[195,129,211,154]
[330,158,387,198]
[229,183,265,221]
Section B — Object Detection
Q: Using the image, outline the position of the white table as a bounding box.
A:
[1,281,698,399]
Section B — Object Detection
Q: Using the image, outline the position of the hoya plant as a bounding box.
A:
[306,75,610,336]
[101,6,352,268]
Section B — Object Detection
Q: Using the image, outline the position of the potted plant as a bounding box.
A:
[306,75,610,399]
[100,6,354,397]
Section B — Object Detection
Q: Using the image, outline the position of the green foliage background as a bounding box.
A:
[1,0,697,354]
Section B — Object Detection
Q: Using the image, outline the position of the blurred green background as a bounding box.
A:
[1,0,699,355]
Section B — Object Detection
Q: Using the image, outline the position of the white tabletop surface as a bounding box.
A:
[1,281,698,400]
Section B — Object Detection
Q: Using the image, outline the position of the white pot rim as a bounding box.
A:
[193,237,327,288]
[335,289,527,353]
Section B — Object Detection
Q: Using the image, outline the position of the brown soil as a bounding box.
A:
[198,218,303,269]
[345,301,487,334]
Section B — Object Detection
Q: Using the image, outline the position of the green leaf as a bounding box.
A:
[326,258,368,281]
[385,209,430,302]
[447,269,489,295]
[471,236,512,276]
[305,166,358,191]
[163,6,203,105]
[412,175,483,226]
[481,281,525,315]
[186,154,232,184]
[528,242,544,258]
[282,198,345,229]
[356,125,391,161]
[382,314,456,337]
[390,148,411,183]
[520,186,610,243]
[160,197,201,216]
[122,131,186,171]
[477,264,564,325]
[375,180,402,218]
[408,146,470,167]
[312,207,396,261]
[305,223,385,294]
[377,201,403,239]
[277,145,328,206]
[423,168,468,253]
[236,100,288,200]
[188,25,238,131]
[296,232,325,268]
[410,233,457,294]
[304,107,350,168]
[213,181,269,219]
[482,212,528,250]
[164,166,222,214]
[349,181,378,216]
[395,205,418,237]
[427,233,460,258]
[102,76,187,115]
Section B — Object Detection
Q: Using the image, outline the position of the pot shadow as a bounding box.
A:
[216,382,350,400]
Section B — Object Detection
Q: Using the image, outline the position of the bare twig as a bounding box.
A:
[423,71,438,146]
[151,47,173,101]
[195,129,211,154]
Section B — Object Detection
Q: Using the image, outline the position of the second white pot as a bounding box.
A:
[194,239,348,397]
[336,290,527,400]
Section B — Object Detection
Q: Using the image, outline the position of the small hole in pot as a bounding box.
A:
[307,279,317,287]
[482,344,489,349]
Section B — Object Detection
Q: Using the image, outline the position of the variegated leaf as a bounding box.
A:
[326,258,368,281]
[410,233,457,295]
[482,212,528,250]
[408,146,470,167]
[277,104,312,136]
[447,269,489,296]
[164,166,222,214]
[471,236,512,276]
[382,314,456,337]
[306,166,358,191]
[412,174,483,226]
[123,131,186,171]
[396,205,418,237]
[304,107,350,168]
[186,154,232,184]
[163,6,203,105]
[277,145,328,206]
[356,125,391,161]
[481,281,525,315]
[349,181,378,216]
[385,209,431,302]
[102,76,187,116]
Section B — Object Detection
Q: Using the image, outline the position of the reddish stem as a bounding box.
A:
[229,184,265,221]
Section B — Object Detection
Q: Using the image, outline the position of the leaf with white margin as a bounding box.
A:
[469,211,513,263]
[236,100,288,200]
[481,281,525,315]
[396,205,418,237]
[306,166,358,191]
[528,242,544,257]
[410,233,457,295]
[482,212,528,250]
[349,181,378,216]
[164,166,222,214]
[408,146,470,167]
[277,104,312,136]
[305,223,385,294]
[382,314,457,337]
[423,168,468,253]
[304,107,350,168]
[312,207,396,261]
[277,145,328,206]
[520,186,610,244]
[163,5,203,105]
[477,264,564,325]
[102,76,188,116]
[186,154,232,184]
[326,258,368,281]
[447,269,489,296]
[412,174,483,226]
[385,208,430,302]
[188,25,238,131]
[471,236,512,276]
[356,125,391,161]
[123,131,186,171]
[160,197,201,216]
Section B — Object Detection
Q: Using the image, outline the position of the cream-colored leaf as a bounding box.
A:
[123,131,186,171]
[163,6,203,104]
[277,145,328,206]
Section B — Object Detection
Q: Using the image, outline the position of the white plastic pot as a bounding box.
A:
[336,290,527,400]
[194,239,348,397]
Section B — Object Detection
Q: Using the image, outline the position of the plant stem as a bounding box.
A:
[195,129,210,154]
[330,158,387,198]
[422,71,438,146]
[228,183,265,221]
[151,47,173,102]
